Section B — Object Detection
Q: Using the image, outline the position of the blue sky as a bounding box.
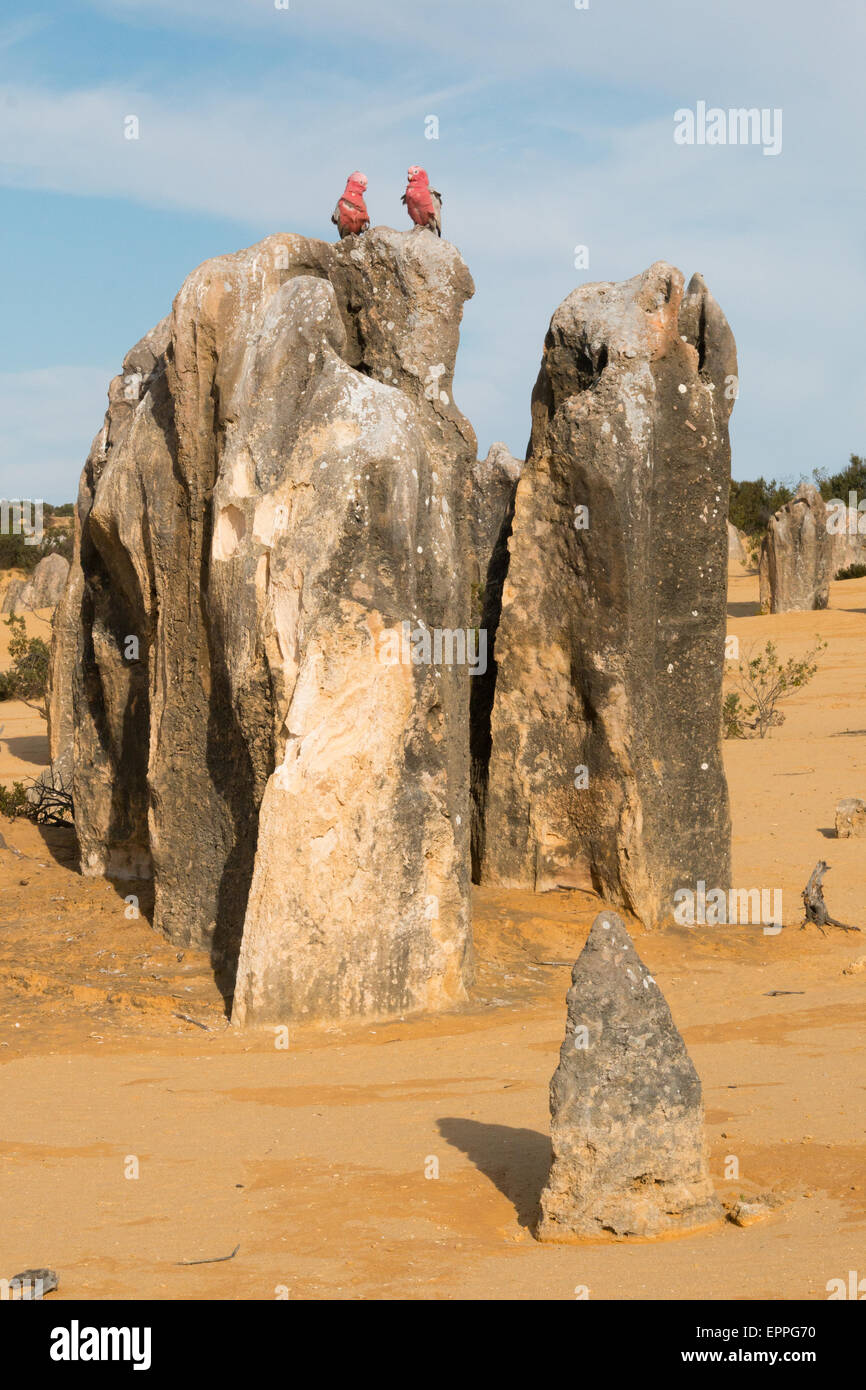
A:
[1,0,863,500]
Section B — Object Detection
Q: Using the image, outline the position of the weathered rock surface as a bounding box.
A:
[835,797,866,838]
[727,521,749,572]
[473,264,735,927]
[0,577,24,615]
[725,1192,783,1228]
[1,553,69,614]
[536,910,722,1242]
[759,484,831,613]
[51,227,477,1021]
[469,442,522,625]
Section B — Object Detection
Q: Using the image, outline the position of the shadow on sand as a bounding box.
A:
[437,1117,551,1229]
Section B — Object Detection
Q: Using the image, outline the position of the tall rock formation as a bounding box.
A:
[473,264,736,927]
[759,484,831,613]
[537,911,722,1242]
[51,228,477,1022]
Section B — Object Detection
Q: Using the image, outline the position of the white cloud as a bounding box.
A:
[2,0,863,481]
[85,0,863,107]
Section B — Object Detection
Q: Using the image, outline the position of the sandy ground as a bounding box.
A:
[0,572,864,1300]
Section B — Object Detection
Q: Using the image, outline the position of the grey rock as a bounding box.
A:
[25,553,69,609]
[726,1192,783,1227]
[473,264,734,927]
[835,797,866,838]
[537,910,723,1242]
[727,521,749,569]
[759,484,831,613]
[0,578,24,615]
[2,554,69,614]
[6,1268,58,1298]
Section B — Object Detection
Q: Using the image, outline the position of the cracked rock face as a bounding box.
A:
[473,263,735,927]
[468,442,522,622]
[536,910,722,1242]
[759,484,831,613]
[52,227,476,1021]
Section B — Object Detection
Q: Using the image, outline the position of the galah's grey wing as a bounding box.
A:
[430,191,442,236]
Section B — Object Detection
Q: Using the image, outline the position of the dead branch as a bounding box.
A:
[23,766,74,826]
[177,1244,239,1266]
[801,860,859,934]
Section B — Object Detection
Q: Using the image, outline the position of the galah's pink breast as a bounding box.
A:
[406,187,434,225]
[339,195,368,233]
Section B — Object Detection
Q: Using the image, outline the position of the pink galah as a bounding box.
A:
[331,171,370,239]
[402,166,442,236]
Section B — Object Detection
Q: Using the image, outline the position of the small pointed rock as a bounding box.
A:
[537,910,722,1242]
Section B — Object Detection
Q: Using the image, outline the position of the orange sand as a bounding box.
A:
[0,572,864,1299]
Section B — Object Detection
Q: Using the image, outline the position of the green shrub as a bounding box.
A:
[729,477,794,536]
[722,692,747,739]
[813,454,866,502]
[0,781,28,817]
[835,563,866,581]
[0,530,72,572]
[2,615,50,718]
[724,638,826,739]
